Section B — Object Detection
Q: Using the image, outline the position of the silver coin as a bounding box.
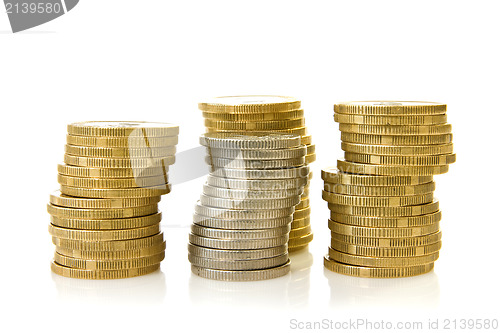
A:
[206,175,307,190]
[203,184,303,199]
[191,260,291,281]
[187,243,288,260]
[199,133,301,150]
[191,224,291,239]
[193,214,292,230]
[188,233,288,250]
[206,156,305,169]
[205,146,306,160]
[208,165,309,180]
[188,253,289,271]
[194,202,295,219]
[199,194,300,210]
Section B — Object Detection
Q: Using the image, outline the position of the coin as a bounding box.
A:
[331,231,442,247]
[188,233,288,250]
[199,95,301,113]
[64,154,175,169]
[48,223,161,241]
[328,200,440,217]
[47,204,158,219]
[291,217,311,229]
[331,240,442,257]
[54,251,165,270]
[49,190,161,209]
[288,233,314,248]
[321,167,433,186]
[56,242,166,260]
[200,132,302,149]
[193,214,292,230]
[195,203,295,220]
[338,123,452,135]
[206,146,306,159]
[67,121,179,137]
[188,253,289,271]
[337,160,449,176]
[66,134,178,148]
[205,127,308,136]
[329,211,441,227]
[190,224,290,239]
[324,256,434,278]
[202,184,303,199]
[57,174,167,189]
[328,220,440,237]
[205,118,305,130]
[328,248,439,267]
[341,132,453,145]
[51,261,160,279]
[341,142,454,156]
[334,101,447,115]
[191,260,291,281]
[60,185,171,198]
[323,182,436,196]
[52,233,164,251]
[293,207,311,220]
[322,191,433,207]
[188,243,287,260]
[334,113,447,125]
[344,152,457,166]
[65,145,176,158]
[206,156,306,169]
[295,198,310,210]
[208,166,309,180]
[50,212,162,230]
[289,225,312,238]
[57,164,168,178]
[199,194,300,210]
[206,175,307,190]
[202,109,304,121]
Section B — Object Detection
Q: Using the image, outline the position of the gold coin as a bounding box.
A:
[322,191,433,207]
[56,242,166,260]
[321,167,433,186]
[328,220,440,237]
[341,132,453,145]
[331,240,442,257]
[334,113,447,125]
[53,233,164,251]
[47,204,158,220]
[49,190,161,209]
[344,152,456,166]
[66,134,178,148]
[54,251,165,270]
[306,144,316,155]
[328,248,439,267]
[199,95,301,113]
[65,144,176,158]
[51,261,160,279]
[288,233,313,247]
[291,216,311,229]
[295,198,310,210]
[301,134,312,145]
[67,121,179,137]
[289,225,312,238]
[57,174,167,189]
[305,153,316,164]
[64,154,175,169]
[341,142,454,156]
[328,200,439,217]
[50,212,162,230]
[331,231,442,247]
[48,223,161,241]
[57,164,168,178]
[293,207,311,220]
[323,182,436,196]
[334,101,447,115]
[205,118,305,130]
[329,211,441,227]
[338,123,452,135]
[202,109,304,121]
[324,256,434,278]
[205,127,308,136]
[337,160,449,176]
[60,185,171,198]
[288,244,309,253]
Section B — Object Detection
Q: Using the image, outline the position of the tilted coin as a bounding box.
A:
[193,214,292,230]
[56,242,166,260]
[67,121,179,137]
[191,261,291,281]
[329,211,441,228]
[328,248,439,267]
[337,160,449,176]
[52,233,164,251]
[199,194,300,210]
[334,113,447,125]
[206,156,306,169]
[334,101,447,115]
[341,132,453,145]
[208,166,309,180]
[344,152,457,166]
[206,175,307,190]
[205,146,306,160]
[321,167,433,186]
[199,95,301,113]
[60,185,171,198]
[54,251,165,270]
[188,253,289,271]
[338,123,452,135]
[188,243,287,260]
[66,134,178,148]
[202,109,304,121]
[48,223,161,241]
[190,224,290,239]
[341,142,454,156]
[200,132,301,149]
[328,200,440,217]
[324,256,434,278]
[57,174,167,189]
[57,164,168,179]
[195,202,295,219]
[64,154,175,169]
[50,212,162,230]
[188,233,288,250]
[202,184,303,199]
[331,240,442,257]
[322,191,433,207]
[65,144,176,158]
[51,261,160,279]
[47,204,158,219]
[49,190,161,209]
[331,231,442,247]
[323,182,436,196]
[328,220,440,238]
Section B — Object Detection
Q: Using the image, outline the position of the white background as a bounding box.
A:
[1,1,499,332]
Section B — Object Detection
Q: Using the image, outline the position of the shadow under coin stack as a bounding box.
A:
[323,102,455,278]
[199,96,315,252]
[188,133,308,281]
[48,121,179,279]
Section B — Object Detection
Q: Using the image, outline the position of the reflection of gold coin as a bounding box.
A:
[51,261,160,279]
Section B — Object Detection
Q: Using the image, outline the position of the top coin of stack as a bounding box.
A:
[199,96,315,252]
[48,121,179,279]
[323,101,455,278]
[188,132,308,281]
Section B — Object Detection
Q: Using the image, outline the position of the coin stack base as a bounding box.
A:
[323,102,455,278]
[48,121,179,279]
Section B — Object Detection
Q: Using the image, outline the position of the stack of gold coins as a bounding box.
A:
[199,96,315,252]
[188,133,308,281]
[323,102,455,278]
[48,121,179,279]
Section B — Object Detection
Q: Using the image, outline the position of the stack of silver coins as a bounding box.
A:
[188,133,308,281]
